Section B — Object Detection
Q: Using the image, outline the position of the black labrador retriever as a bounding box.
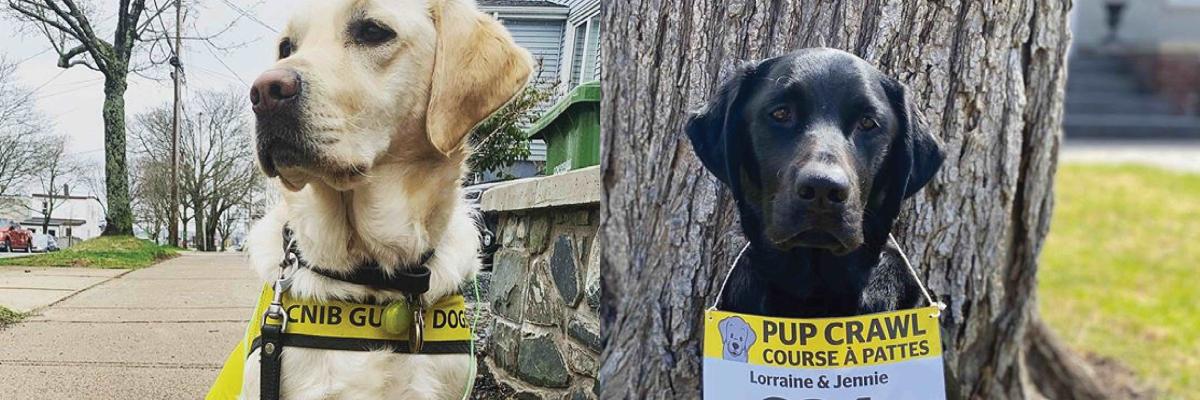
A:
[687,48,945,318]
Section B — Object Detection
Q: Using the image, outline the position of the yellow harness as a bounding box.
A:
[205,285,472,400]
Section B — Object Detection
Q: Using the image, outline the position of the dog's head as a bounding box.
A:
[718,316,756,358]
[251,0,534,191]
[686,48,944,255]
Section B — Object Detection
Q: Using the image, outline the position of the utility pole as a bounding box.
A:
[168,0,182,248]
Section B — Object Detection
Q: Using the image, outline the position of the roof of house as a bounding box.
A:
[19,217,88,227]
[477,0,567,8]
[31,193,98,201]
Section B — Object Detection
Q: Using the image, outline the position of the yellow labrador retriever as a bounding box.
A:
[241,0,532,398]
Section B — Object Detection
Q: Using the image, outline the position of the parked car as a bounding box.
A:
[0,219,34,253]
[464,181,508,268]
[31,234,60,252]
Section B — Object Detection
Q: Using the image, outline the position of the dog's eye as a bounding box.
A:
[278,38,294,59]
[769,108,792,123]
[351,20,396,45]
[857,117,878,131]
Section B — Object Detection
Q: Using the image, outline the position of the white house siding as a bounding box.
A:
[28,195,105,241]
[562,0,600,24]
[502,19,567,85]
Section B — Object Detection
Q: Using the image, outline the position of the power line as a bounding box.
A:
[202,40,248,87]
[29,69,70,94]
[217,0,278,33]
[66,147,104,156]
[34,78,105,100]
[12,48,52,66]
[190,65,245,87]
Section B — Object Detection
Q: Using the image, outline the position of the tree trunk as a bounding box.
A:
[193,201,205,251]
[599,0,1106,398]
[101,75,134,236]
[205,203,219,252]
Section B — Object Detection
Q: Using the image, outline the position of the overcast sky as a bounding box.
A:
[1,0,291,188]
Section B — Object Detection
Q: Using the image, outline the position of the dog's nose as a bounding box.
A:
[732,343,740,350]
[250,69,302,115]
[797,171,850,207]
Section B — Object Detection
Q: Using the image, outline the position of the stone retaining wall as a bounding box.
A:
[480,167,601,399]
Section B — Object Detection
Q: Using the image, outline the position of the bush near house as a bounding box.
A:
[1040,164,1200,398]
[0,236,178,269]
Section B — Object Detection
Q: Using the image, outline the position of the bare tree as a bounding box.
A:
[598,1,1123,399]
[0,56,51,198]
[130,157,171,243]
[5,0,240,236]
[32,135,83,233]
[131,89,258,251]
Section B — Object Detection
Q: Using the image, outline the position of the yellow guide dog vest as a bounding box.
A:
[205,285,472,399]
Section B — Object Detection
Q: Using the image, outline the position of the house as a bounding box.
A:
[22,193,105,246]
[1067,0,1200,139]
[472,0,602,183]
[479,0,600,93]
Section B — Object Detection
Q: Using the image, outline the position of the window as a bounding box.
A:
[586,16,600,81]
[567,15,600,89]
[569,22,588,87]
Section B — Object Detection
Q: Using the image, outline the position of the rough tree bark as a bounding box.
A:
[599,0,1114,399]
[102,75,133,236]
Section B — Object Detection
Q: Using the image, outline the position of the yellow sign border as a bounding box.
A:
[704,306,942,369]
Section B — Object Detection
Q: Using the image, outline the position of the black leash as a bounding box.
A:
[260,225,436,400]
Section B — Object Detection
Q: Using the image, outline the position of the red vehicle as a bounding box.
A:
[0,219,33,253]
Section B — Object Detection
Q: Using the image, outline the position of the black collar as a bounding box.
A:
[282,226,434,296]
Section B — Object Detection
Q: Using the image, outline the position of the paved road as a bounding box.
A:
[0,253,259,399]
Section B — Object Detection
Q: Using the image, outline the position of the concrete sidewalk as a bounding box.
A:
[0,267,129,313]
[0,253,260,399]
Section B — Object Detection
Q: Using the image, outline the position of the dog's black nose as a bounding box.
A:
[732,343,740,349]
[250,69,302,115]
[797,170,850,207]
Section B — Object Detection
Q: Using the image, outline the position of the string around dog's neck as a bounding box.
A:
[709,234,943,314]
[281,225,435,296]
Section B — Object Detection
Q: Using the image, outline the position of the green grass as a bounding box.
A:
[0,305,24,328]
[0,236,178,269]
[1040,164,1200,398]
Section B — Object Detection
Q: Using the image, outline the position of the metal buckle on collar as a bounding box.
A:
[409,295,425,353]
[263,249,299,336]
[263,278,290,334]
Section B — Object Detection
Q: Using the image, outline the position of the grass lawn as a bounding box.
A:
[0,236,178,269]
[1040,164,1200,398]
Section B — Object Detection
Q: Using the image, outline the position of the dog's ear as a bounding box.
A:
[685,60,760,186]
[885,78,945,199]
[745,322,757,345]
[426,0,534,157]
[868,77,945,237]
[718,318,730,337]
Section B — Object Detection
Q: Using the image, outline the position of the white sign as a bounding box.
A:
[703,306,946,400]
